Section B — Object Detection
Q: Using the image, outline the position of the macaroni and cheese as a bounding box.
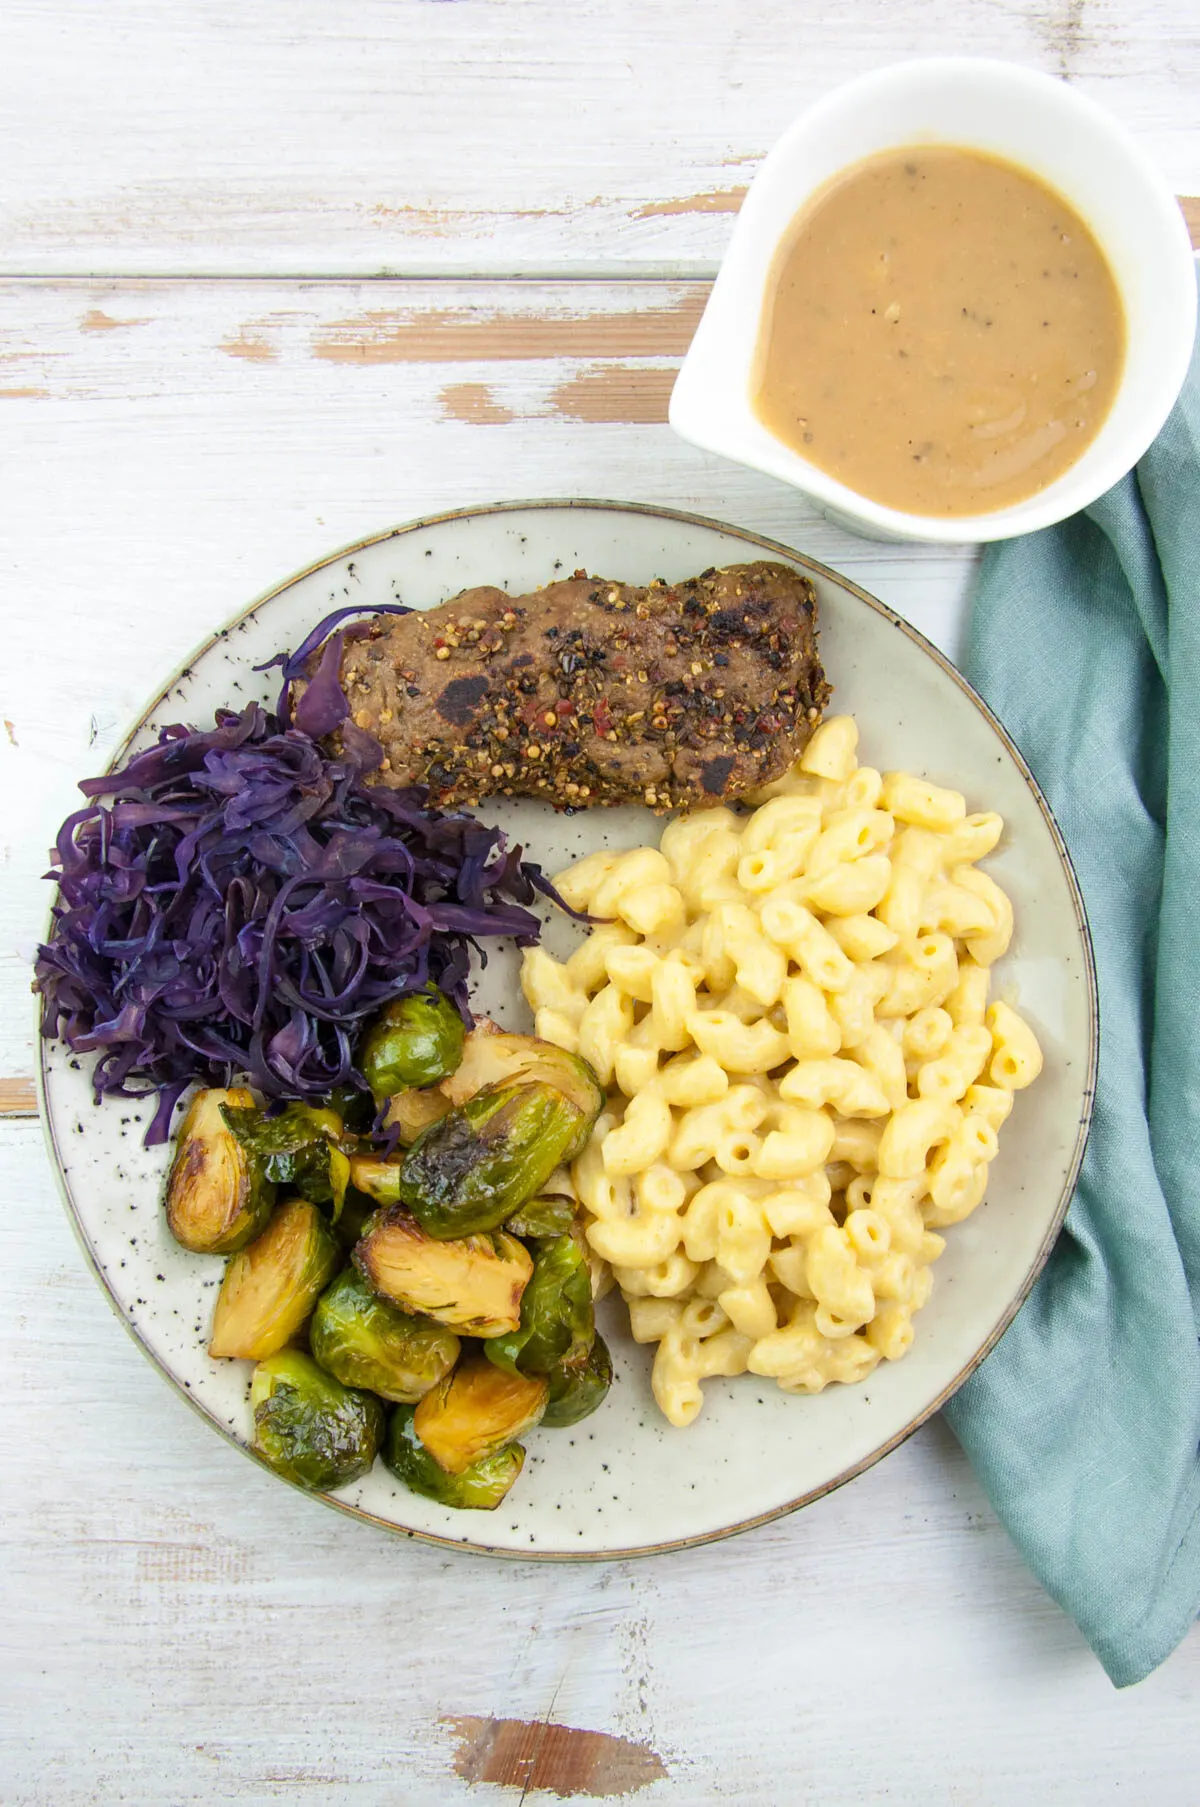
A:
[521,717,1043,1427]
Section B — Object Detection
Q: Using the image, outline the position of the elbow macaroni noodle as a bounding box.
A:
[521,716,1044,1429]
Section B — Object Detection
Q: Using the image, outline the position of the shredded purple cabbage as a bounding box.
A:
[36,611,558,1143]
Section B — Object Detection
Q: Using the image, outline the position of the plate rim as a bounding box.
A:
[36,495,1099,1561]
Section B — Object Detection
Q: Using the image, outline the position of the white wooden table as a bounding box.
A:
[3,8,1199,1802]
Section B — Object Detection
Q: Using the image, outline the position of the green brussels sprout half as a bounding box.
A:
[398,1081,589,1239]
[359,989,466,1101]
[220,1102,347,1211]
[310,1269,460,1403]
[164,1086,276,1255]
[353,1206,532,1336]
[503,1193,578,1239]
[542,1333,614,1428]
[484,1229,594,1378]
[384,1404,525,1510]
[413,1355,547,1474]
[209,1197,341,1360]
[251,1349,384,1491]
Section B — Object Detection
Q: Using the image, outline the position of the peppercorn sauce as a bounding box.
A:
[753,146,1126,516]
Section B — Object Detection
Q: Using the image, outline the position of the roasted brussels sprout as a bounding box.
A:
[441,1029,604,1125]
[504,1193,578,1239]
[360,988,465,1101]
[310,1268,460,1403]
[414,1355,547,1474]
[251,1349,384,1491]
[209,1197,340,1360]
[542,1333,613,1428]
[485,1229,594,1378]
[383,1086,453,1145]
[164,1086,276,1254]
[384,1404,525,1510]
[354,1206,533,1336]
[398,1080,591,1238]
[220,1102,347,1210]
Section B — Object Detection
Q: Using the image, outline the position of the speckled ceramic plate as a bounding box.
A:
[39,500,1096,1559]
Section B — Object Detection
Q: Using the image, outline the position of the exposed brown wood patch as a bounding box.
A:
[634,188,747,218]
[0,1079,38,1117]
[312,295,705,365]
[438,381,517,425]
[80,309,148,332]
[0,387,49,399]
[220,328,278,362]
[3,718,16,746]
[549,364,674,424]
[444,1715,667,1799]
[1181,196,1200,248]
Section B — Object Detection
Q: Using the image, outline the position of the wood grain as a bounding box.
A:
[310,297,706,364]
[2,1,1197,277]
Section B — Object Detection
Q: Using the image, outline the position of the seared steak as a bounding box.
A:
[337,562,829,811]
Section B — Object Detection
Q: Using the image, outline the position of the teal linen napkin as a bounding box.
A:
[943,281,1200,1687]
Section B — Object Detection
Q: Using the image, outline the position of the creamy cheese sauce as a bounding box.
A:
[753,146,1126,516]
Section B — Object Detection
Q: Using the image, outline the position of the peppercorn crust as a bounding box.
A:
[338,562,830,811]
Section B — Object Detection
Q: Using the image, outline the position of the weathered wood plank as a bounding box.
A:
[2,1,1197,276]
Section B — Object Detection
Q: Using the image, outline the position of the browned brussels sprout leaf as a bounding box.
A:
[360,988,466,1101]
[251,1349,383,1490]
[164,1086,275,1254]
[503,1193,578,1239]
[209,1197,340,1360]
[542,1333,613,1428]
[384,1405,524,1510]
[353,1206,532,1336]
[441,1030,604,1125]
[413,1355,547,1475]
[484,1228,594,1378]
[310,1268,460,1403]
[398,1080,588,1239]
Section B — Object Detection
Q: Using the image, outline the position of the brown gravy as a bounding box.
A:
[753,146,1125,516]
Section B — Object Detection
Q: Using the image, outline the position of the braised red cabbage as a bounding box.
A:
[35,651,561,1142]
